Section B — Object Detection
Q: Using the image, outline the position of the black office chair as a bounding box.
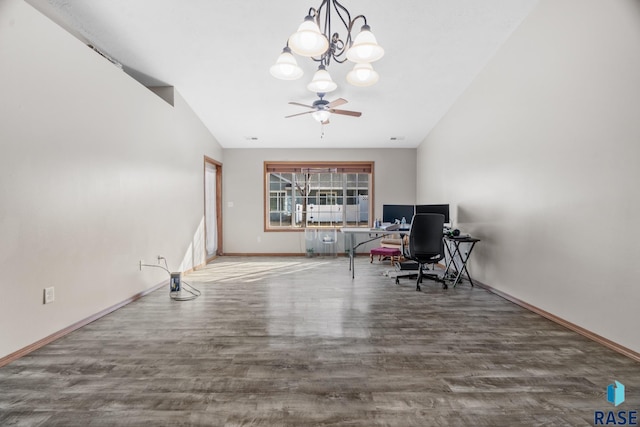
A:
[397,213,446,291]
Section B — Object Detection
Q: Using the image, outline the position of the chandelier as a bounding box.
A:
[270,0,384,91]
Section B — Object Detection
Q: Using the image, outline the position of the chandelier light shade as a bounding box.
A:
[345,25,385,63]
[311,109,331,123]
[307,65,337,93]
[288,17,329,57]
[269,47,304,80]
[346,62,379,87]
[271,0,383,90]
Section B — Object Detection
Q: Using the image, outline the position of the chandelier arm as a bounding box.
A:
[331,55,349,65]
[332,0,353,34]
[323,0,352,63]
[347,14,368,44]
[333,0,351,57]
[315,0,329,35]
[349,14,368,28]
[325,3,332,63]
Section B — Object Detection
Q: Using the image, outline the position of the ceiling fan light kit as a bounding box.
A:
[285,94,361,124]
[312,110,331,123]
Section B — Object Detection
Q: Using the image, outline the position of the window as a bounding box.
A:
[264,161,374,230]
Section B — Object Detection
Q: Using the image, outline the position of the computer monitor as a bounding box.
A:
[382,204,415,224]
[415,204,450,224]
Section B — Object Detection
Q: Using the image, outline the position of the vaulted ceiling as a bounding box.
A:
[26,0,538,149]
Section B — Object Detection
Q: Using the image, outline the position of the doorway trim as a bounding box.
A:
[204,156,223,262]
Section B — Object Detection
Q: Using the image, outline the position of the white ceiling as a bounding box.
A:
[26,0,538,149]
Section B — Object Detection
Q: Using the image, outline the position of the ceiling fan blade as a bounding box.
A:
[329,108,362,117]
[288,102,314,109]
[285,110,315,118]
[327,98,348,108]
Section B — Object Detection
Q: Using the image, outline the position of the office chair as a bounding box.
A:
[397,213,446,291]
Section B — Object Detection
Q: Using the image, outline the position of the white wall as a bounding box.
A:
[0,0,223,358]
[416,0,640,352]
[223,148,416,254]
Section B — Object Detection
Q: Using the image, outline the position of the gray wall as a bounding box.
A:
[0,0,223,358]
[416,0,640,353]
[223,148,416,254]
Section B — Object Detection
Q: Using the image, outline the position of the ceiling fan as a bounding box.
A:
[285,93,362,124]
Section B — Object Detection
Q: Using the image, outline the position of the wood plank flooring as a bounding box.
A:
[1,256,639,426]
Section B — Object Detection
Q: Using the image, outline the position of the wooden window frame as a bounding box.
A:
[264,161,375,232]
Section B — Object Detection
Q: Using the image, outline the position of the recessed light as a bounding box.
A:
[245,136,259,141]
[390,136,405,141]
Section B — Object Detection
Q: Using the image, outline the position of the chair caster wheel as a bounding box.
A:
[395,278,399,285]
[442,283,448,290]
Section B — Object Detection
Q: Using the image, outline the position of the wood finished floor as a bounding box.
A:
[1,256,639,426]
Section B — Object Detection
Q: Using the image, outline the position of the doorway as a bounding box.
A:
[204,156,222,262]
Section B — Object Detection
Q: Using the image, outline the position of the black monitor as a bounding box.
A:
[382,204,415,224]
[415,204,450,224]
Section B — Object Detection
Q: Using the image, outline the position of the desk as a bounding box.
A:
[443,235,480,287]
[341,226,409,279]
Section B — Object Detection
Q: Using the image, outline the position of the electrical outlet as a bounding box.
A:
[43,287,55,304]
